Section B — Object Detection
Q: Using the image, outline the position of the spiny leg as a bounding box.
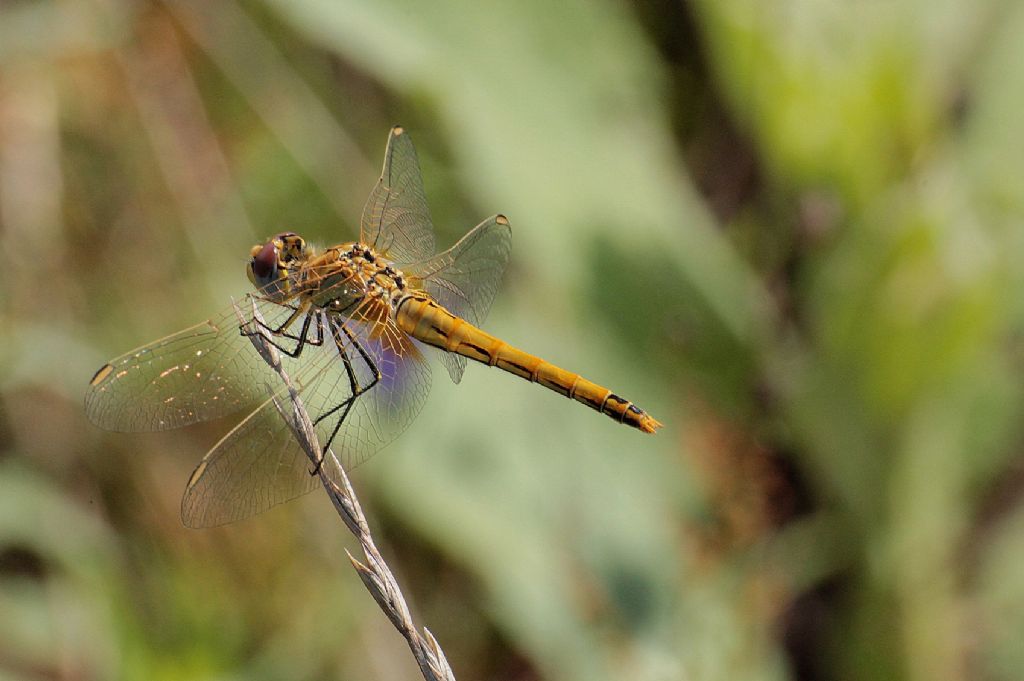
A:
[256,303,323,344]
[276,297,363,359]
[262,301,305,335]
[242,271,362,346]
[268,293,364,351]
[242,306,325,358]
[267,312,325,358]
[309,316,382,474]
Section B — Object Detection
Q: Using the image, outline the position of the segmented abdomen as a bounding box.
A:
[394,292,662,433]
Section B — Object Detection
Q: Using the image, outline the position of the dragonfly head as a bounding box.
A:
[247,232,310,299]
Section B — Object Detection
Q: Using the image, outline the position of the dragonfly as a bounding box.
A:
[86,126,662,528]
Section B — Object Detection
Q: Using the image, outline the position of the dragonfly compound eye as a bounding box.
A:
[276,233,308,262]
[250,241,279,284]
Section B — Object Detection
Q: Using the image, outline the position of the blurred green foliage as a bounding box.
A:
[2,1,1024,680]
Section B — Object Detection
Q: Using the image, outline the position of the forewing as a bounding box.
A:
[360,126,436,267]
[408,215,512,383]
[85,295,306,432]
[180,305,432,527]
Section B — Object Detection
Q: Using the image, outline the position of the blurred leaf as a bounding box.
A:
[976,503,1024,679]
[0,462,118,679]
[692,0,988,206]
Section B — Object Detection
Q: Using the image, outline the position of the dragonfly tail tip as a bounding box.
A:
[640,415,663,434]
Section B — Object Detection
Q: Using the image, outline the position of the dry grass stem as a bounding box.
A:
[236,298,456,681]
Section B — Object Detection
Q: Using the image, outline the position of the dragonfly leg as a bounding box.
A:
[239,300,301,337]
[309,317,382,475]
[263,303,305,335]
[248,296,365,352]
[272,312,328,357]
[263,312,327,347]
[243,309,326,358]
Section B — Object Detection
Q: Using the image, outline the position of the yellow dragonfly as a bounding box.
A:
[86,126,662,527]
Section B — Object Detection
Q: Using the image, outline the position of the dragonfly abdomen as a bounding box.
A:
[395,292,662,434]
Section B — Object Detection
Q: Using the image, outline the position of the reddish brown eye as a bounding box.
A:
[252,241,278,280]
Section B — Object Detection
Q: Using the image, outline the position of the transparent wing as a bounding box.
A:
[179,388,322,528]
[360,126,436,267]
[180,303,432,528]
[407,214,512,383]
[85,293,311,432]
[332,299,434,465]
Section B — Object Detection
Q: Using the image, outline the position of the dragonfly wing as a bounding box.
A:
[180,387,321,528]
[85,294,309,432]
[180,306,432,526]
[360,126,436,267]
[323,302,433,468]
[180,312,349,528]
[408,215,512,383]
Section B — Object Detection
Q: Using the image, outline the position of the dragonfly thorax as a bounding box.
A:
[295,241,411,315]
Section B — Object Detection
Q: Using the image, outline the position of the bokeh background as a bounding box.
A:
[2,1,1024,679]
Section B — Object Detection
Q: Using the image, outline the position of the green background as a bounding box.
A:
[2,1,1024,680]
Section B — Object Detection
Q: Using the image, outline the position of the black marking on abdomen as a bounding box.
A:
[538,374,570,396]
[578,392,606,410]
[460,342,491,362]
[603,394,630,422]
[496,357,533,378]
